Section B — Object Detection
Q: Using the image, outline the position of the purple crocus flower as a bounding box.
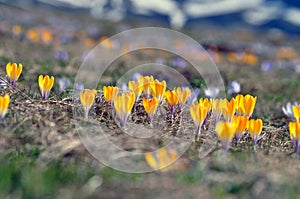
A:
[187,88,200,104]
[74,83,84,93]
[58,77,71,93]
[227,81,241,95]
[261,60,273,72]
[53,49,69,62]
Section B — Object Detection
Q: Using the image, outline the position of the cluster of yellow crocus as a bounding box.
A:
[0,94,10,121]
[190,94,262,151]
[289,105,300,155]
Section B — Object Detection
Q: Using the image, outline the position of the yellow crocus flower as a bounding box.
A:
[248,119,263,146]
[38,75,54,100]
[212,99,222,122]
[190,102,209,139]
[289,121,300,155]
[145,148,178,172]
[113,92,135,127]
[232,115,248,142]
[6,62,22,86]
[174,87,191,105]
[139,75,154,97]
[103,86,118,104]
[142,97,159,124]
[0,94,10,121]
[150,80,166,103]
[80,89,97,119]
[235,94,257,117]
[165,90,179,115]
[292,106,300,122]
[128,80,143,101]
[215,121,236,152]
[221,98,236,122]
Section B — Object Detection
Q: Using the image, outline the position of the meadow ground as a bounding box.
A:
[1,6,300,199]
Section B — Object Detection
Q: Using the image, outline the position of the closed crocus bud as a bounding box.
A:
[38,75,54,100]
[248,119,263,147]
[113,92,135,127]
[6,62,22,87]
[142,97,159,125]
[190,101,209,140]
[289,121,300,155]
[0,94,10,121]
[80,89,97,119]
[103,86,118,105]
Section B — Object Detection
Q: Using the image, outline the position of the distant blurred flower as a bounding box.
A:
[294,65,300,74]
[261,60,273,72]
[131,72,141,82]
[12,25,22,37]
[282,102,298,119]
[118,83,128,92]
[6,62,22,87]
[227,81,241,95]
[155,58,166,65]
[0,94,10,121]
[204,87,219,99]
[80,89,97,119]
[53,49,69,62]
[74,83,84,93]
[144,148,178,172]
[170,57,187,69]
[58,77,71,93]
[187,88,200,104]
[26,28,39,43]
[38,75,54,100]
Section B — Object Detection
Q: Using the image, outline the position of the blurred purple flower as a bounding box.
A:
[53,50,69,62]
[227,81,241,95]
[58,77,71,93]
[131,72,141,82]
[204,87,219,99]
[187,88,200,104]
[74,83,84,93]
[170,57,187,69]
[261,60,273,72]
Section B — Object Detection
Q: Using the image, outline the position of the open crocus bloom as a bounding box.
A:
[38,75,54,100]
[289,121,300,154]
[128,80,143,102]
[190,102,209,140]
[0,94,10,121]
[6,62,22,87]
[80,89,97,119]
[221,98,236,122]
[174,87,191,106]
[235,94,257,117]
[164,90,179,115]
[292,105,300,122]
[212,99,223,123]
[145,148,178,172]
[113,92,135,127]
[232,115,248,142]
[139,75,154,97]
[150,80,166,103]
[103,86,118,105]
[248,119,263,146]
[142,97,159,125]
[215,121,236,152]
